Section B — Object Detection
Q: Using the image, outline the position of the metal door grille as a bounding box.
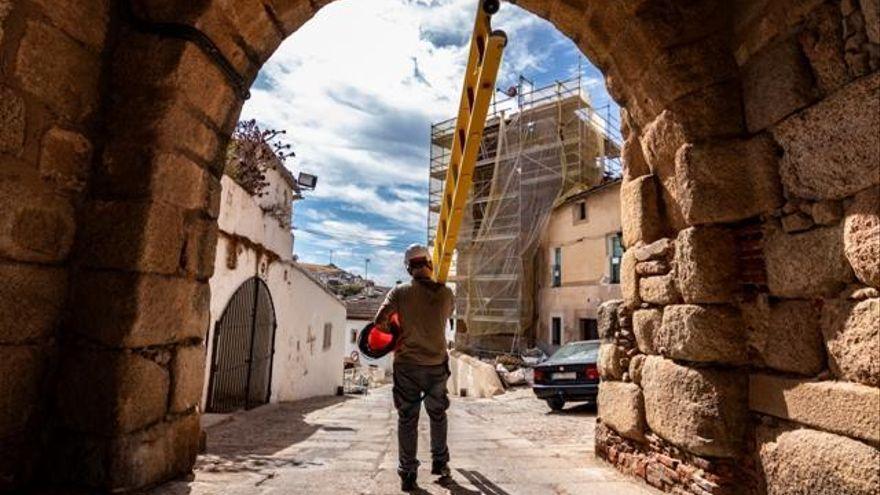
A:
[207,277,277,413]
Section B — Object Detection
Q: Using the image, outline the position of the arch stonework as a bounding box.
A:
[0,0,877,492]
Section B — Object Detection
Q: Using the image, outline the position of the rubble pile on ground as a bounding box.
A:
[447,351,505,398]
[343,365,388,394]
[493,350,549,387]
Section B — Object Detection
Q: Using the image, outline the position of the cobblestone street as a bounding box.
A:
[148,386,658,495]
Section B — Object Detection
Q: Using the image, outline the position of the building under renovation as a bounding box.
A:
[428,76,622,353]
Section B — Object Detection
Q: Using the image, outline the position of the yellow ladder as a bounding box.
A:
[432,0,507,283]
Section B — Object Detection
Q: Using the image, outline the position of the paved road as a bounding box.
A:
[149,385,658,495]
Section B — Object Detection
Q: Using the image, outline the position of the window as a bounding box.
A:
[608,233,623,284]
[573,201,587,222]
[323,322,333,350]
[350,328,357,344]
[551,317,562,346]
[552,247,562,287]
[580,318,599,340]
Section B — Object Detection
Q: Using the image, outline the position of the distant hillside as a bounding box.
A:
[299,263,390,301]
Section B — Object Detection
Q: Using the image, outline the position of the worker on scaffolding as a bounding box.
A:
[374,244,454,492]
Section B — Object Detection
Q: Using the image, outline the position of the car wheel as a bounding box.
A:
[547,397,565,411]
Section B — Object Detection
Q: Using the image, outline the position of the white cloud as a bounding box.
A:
[241,0,599,284]
[242,0,557,194]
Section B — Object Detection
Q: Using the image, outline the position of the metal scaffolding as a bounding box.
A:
[427,75,622,353]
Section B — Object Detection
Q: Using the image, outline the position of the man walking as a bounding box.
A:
[375,244,454,492]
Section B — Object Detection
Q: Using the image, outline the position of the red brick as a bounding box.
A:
[646,462,666,488]
[657,453,678,469]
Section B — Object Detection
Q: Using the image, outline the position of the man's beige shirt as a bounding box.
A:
[375,277,454,366]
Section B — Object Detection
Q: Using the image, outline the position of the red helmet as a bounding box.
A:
[357,312,401,359]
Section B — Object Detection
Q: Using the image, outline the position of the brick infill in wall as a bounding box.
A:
[595,421,753,495]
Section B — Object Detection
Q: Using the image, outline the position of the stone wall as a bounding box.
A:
[596,1,880,494]
[0,0,108,486]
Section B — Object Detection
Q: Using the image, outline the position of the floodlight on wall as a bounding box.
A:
[297,172,318,190]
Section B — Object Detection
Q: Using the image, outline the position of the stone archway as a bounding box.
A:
[0,0,877,492]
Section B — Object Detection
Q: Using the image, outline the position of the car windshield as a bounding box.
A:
[549,341,599,362]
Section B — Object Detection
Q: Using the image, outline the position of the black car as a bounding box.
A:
[532,340,601,411]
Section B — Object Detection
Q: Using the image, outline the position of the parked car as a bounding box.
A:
[531,340,600,411]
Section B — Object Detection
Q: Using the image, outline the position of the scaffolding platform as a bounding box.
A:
[426,75,621,353]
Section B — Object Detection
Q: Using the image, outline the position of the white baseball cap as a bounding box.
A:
[404,244,430,265]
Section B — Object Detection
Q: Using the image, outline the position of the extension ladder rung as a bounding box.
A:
[432,0,507,283]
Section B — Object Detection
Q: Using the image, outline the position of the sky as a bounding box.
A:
[241,0,617,285]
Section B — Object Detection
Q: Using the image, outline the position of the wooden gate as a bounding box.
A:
[206,277,277,413]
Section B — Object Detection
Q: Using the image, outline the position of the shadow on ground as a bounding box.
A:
[546,402,597,416]
[194,395,352,474]
[405,471,508,495]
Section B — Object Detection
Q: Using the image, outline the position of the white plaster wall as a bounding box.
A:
[203,237,346,408]
[345,317,393,372]
[217,174,293,261]
[537,183,622,348]
[538,284,621,345]
[202,177,345,410]
[270,264,346,402]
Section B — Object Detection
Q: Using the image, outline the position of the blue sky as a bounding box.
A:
[241,0,617,285]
